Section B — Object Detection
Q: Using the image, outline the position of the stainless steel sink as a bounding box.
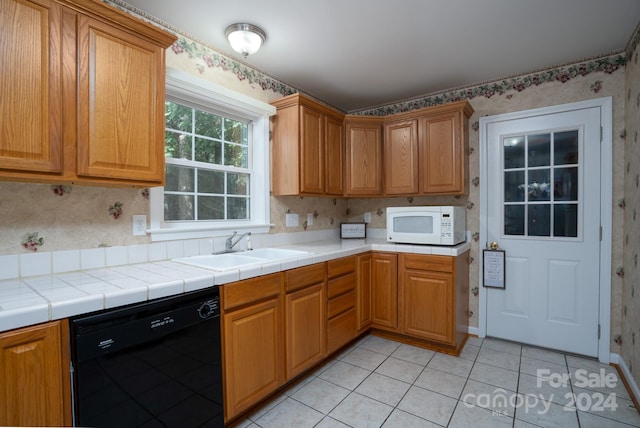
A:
[173,248,311,271]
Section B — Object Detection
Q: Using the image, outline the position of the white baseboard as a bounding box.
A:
[468,326,480,336]
[611,353,640,404]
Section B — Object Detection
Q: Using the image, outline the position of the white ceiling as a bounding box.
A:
[120,0,640,113]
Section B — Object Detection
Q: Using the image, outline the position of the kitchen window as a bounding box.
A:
[149,69,275,241]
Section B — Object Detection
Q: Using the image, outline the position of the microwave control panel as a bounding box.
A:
[441,214,452,238]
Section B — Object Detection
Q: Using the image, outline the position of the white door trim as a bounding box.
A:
[478,97,612,363]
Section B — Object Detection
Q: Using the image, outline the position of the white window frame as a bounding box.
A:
[149,68,275,242]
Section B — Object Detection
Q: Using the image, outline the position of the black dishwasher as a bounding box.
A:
[70,287,223,428]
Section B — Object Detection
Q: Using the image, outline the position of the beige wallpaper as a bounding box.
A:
[622,37,640,384]
[0,4,637,365]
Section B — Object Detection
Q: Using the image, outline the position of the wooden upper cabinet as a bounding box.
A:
[325,115,344,195]
[381,100,473,196]
[76,15,165,182]
[299,105,324,194]
[0,0,176,187]
[419,109,467,195]
[384,119,418,195]
[271,94,344,196]
[0,320,71,427]
[0,0,62,174]
[344,116,383,196]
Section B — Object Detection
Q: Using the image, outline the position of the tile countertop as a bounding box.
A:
[0,239,470,333]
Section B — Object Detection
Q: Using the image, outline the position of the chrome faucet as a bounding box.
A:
[224,231,251,253]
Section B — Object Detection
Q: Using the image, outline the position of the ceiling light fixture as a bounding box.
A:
[225,23,266,57]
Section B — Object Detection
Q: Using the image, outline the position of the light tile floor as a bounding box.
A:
[233,335,640,428]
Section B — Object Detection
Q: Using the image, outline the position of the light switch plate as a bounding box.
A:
[363,212,372,223]
[285,213,299,227]
[307,213,314,226]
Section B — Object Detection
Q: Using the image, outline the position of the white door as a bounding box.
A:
[482,104,603,357]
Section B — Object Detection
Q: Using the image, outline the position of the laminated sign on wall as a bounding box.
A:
[483,247,505,289]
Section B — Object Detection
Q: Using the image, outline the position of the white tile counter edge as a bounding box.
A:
[0,239,470,333]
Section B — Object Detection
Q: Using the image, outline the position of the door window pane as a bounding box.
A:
[504,136,525,169]
[554,204,578,237]
[503,129,580,239]
[505,205,525,235]
[504,171,525,202]
[554,130,579,165]
[528,169,551,201]
[554,167,578,201]
[528,204,550,236]
[528,134,550,167]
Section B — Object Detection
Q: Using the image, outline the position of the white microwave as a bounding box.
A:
[386,206,466,246]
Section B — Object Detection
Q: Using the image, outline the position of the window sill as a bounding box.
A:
[149,224,273,242]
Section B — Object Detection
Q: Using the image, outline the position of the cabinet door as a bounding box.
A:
[0,0,62,174]
[384,119,418,194]
[371,253,397,329]
[285,283,326,379]
[402,269,454,344]
[300,105,324,194]
[223,298,282,419]
[0,321,70,427]
[325,115,344,195]
[356,253,372,330]
[76,15,165,183]
[419,112,464,194]
[345,122,383,195]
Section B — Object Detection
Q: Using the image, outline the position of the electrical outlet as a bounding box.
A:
[132,215,147,236]
[363,212,372,223]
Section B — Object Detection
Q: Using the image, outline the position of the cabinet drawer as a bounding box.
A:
[327,256,356,278]
[285,263,326,293]
[328,290,356,319]
[402,254,453,272]
[222,273,282,311]
[327,308,357,355]
[327,272,356,298]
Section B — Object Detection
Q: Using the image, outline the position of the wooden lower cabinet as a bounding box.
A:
[402,269,453,343]
[285,282,326,379]
[326,257,357,354]
[221,274,283,421]
[0,320,71,427]
[221,251,469,421]
[356,253,373,332]
[371,253,398,329]
[284,264,326,380]
[398,253,469,352]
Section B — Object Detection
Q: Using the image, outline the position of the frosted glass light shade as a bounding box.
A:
[225,23,266,57]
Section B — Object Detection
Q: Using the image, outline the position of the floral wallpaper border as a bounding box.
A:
[353,55,626,116]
